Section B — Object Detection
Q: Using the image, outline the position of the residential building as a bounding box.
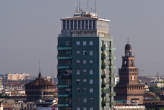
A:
[57,10,114,110]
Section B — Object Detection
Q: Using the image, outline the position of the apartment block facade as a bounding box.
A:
[57,11,114,110]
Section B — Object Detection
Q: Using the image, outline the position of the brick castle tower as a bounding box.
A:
[115,43,145,105]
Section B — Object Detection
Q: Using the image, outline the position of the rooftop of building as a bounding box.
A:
[25,73,56,87]
[61,10,110,22]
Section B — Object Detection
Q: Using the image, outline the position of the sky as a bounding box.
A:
[0,0,164,77]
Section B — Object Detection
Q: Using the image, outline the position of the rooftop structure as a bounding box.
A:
[60,11,110,38]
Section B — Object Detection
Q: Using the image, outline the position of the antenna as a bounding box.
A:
[75,0,80,12]
[156,72,160,80]
[38,60,41,73]
[86,0,89,12]
[38,59,41,78]
[94,0,97,13]
[75,0,78,12]
[79,0,81,12]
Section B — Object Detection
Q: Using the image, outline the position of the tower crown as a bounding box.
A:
[60,11,110,38]
[125,43,132,57]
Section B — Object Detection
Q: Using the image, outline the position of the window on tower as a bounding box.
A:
[76,41,80,45]
[90,107,93,110]
[76,70,80,75]
[89,79,94,85]
[78,20,81,30]
[82,50,87,55]
[83,98,87,103]
[83,69,87,73]
[76,79,80,85]
[74,20,77,30]
[71,20,73,29]
[85,20,88,30]
[67,20,69,30]
[63,20,66,30]
[89,88,93,93]
[83,41,87,46]
[93,20,96,30]
[132,76,135,80]
[83,60,87,64]
[65,41,72,46]
[77,107,80,110]
[76,60,81,64]
[89,60,93,64]
[89,20,92,29]
[77,88,80,93]
[76,50,80,54]
[83,88,87,92]
[89,41,94,46]
[89,70,93,75]
[82,20,85,30]
[83,79,87,83]
[89,51,93,56]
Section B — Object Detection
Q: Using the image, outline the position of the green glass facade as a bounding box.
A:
[57,12,114,110]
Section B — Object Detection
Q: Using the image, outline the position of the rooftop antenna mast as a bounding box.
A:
[94,0,97,13]
[75,0,78,12]
[75,0,79,13]
[75,0,80,13]
[86,0,89,12]
[38,60,41,78]
[79,0,81,12]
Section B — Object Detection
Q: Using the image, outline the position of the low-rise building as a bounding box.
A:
[114,105,145,110]
[160,88,164,100]
[144,92,160,101]
[144,100,164,110]
[150,77,164,88]
[0,103,3,110]
[25,73,57,102]
[3,80,26,96]
[5,73,30,81]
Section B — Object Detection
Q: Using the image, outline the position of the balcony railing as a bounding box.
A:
[62,74,72,79]
[58,104,69,107]
[57,47,72,50]
[58,85,70,88]
[58,66,70,69]
[58,57,72,60]
[58,94,69,97]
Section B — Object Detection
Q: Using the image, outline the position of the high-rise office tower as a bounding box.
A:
[114,43,145,105]
[57,10,114,110]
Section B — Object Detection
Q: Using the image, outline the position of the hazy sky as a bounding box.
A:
[0,0,164,76]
